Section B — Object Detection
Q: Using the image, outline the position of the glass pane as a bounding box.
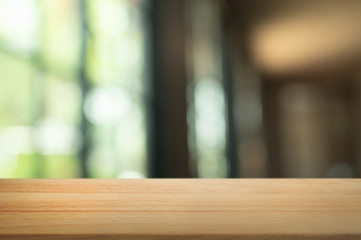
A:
[41,0,81,76]
[0,0,41,54]
[0,53,38,178]
[187,0,228,177]
[0,0,147,178]
[86,0,147,178]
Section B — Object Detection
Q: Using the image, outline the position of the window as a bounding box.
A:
[0,0,147,178]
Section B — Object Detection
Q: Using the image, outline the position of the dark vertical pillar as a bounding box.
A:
[262,79,283,177]
[31,54,46,178]
[223,59,239,177]
[146,0,191,178]
[346,80,360,177]
[221,27,239,178]
[78,0,91,178]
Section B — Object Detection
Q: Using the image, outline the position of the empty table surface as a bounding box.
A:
[0,179,361,239]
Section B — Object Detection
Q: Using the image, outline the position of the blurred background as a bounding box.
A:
[1,0,361,178]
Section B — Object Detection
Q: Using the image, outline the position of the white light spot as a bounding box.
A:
[194,80,226,149]
[35,119,80,155]
[0,126,34,155]
[85,86,131,126]
[117,170,144,179]
[96,1,129,36]
[0,0,40,52]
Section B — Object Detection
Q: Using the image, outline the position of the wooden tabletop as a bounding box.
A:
[0,179,361,239]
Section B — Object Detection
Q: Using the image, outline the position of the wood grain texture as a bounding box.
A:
[0,179,361,240]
